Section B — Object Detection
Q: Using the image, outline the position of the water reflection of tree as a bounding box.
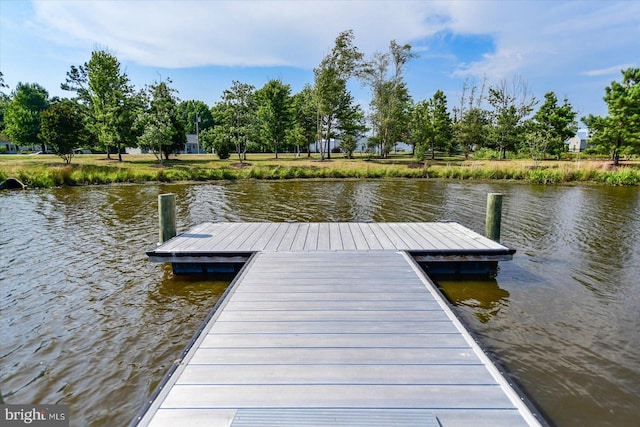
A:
[435,277,510,323]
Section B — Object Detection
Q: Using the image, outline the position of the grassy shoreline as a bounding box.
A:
[1,153,639,188]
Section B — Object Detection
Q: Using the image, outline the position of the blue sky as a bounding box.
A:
[1,0,638,121]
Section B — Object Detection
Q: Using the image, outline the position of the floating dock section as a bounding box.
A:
[147,222,515,275]
[136,222,543,426]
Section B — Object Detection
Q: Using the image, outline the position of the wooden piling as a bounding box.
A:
[485,193,503,242]
[158,193,176,244]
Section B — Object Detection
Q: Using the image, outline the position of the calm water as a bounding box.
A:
[1,180,639,426]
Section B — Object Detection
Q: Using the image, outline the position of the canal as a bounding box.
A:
[1,180,638,426]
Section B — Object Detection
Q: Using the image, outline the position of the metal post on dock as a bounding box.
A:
[158,193,176,244]
[485,193,503,242]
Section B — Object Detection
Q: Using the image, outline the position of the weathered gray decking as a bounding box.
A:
[137,223,541,426]
[147,222,515,264]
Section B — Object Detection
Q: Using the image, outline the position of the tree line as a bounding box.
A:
[1,30,638,165]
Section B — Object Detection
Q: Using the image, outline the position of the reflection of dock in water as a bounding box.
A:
[434,277,511,323]
[135,222,544,426]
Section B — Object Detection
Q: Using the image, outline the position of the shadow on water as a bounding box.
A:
[431,274,510,324]
[151,263,233,302]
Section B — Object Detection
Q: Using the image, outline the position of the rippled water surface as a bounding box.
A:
[1,180,639,426]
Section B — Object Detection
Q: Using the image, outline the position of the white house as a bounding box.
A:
[309,137,412,154]
[127,134,204,155]
[184,134,201,154]
[566,128,590,152]
[359,137,412,154]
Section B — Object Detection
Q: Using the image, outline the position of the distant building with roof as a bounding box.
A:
[566,128,590,152]
[127,134,204,155]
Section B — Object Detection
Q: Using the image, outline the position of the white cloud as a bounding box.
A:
[445,1,640,82]
[32,1,639,79]
[32,0,444,68]
[582,64,637,77]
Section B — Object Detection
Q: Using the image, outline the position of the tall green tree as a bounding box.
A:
[200,126,233,159]
[362,40,416,158]
[285,124,306,157]
[583,68,640,165]
[487,76,537,159]
[532,92,578,158]
[118,91,144,157]
[203,102,234,157]
[0,71,9,135]
[62,50,136,161]
[3,82,49,151]
[335,90,367,158]
[178,99,214,134]
[314,30,364,160]
[221,81,257,164]
[457,108,489,159]
[453,78,488,158]
[522,126,551,167]
[137,79,186,164]
[39,99,86,164]
[409,100,428,158]
[412,90,453,161]
[291,84,317,157]
[256,79,293,158]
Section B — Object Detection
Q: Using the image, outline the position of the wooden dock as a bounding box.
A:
[136,223,542,426]
[147,222,515,274]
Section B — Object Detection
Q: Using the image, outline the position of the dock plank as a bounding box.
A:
[317,223,331,250]
[387,222,427,249]
[209,320,459,334]
[241,222,278,251]
[328,223,343,250]
[290,223,309,251]
[348,222,370,250]
[189,347,478,365]
[376,222,411,248]
[156,223,209,252]
[450,222,505,250]
[359,223,384,249]
[429,222,480,250]
[160,384,513,409]
[217,310,450,322]
[338,222,357,250]
[231,284,429,293]
[176,364,493,385]
[276,222,300,251]
[220,222,261,250]
[405,222,448,249]
[303,223,320,251]
[199,333,469,349]
[263,223,290,251]
[223,299,440,310]
[229,292,430,301]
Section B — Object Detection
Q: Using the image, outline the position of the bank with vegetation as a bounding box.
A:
[1,154,638,188]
